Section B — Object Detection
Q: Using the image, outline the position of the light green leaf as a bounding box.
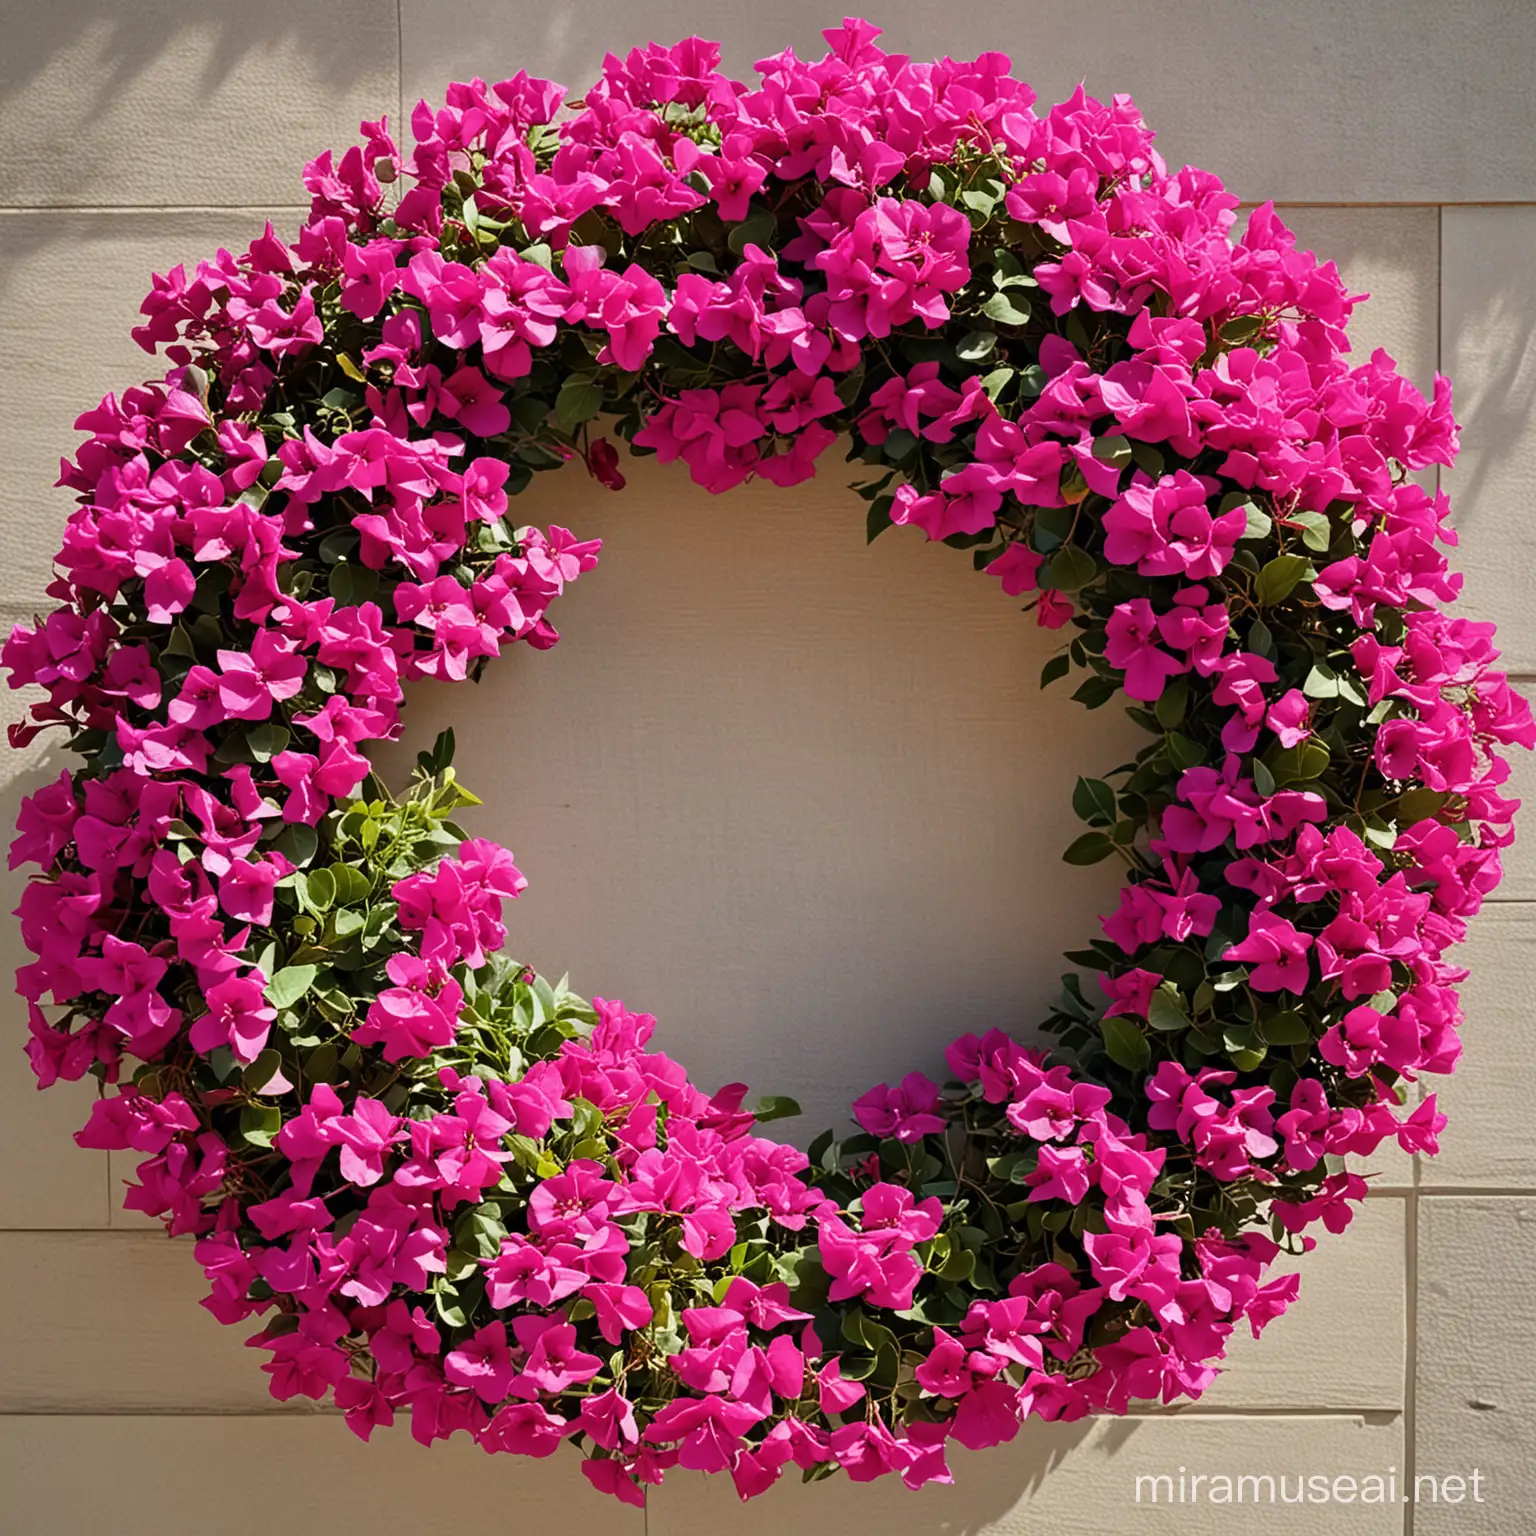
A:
[266,964,318,1011]
[982,292,1031,326]
[1255,554,1311,606]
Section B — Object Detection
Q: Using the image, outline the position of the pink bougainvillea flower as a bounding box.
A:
[187,970,276,1064]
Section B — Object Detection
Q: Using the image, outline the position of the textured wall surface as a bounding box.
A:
[1,4,1533,1532]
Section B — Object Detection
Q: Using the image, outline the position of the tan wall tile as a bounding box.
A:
[1415,1195,1535,1534]
[1273,207,1440,396]
[1441,207,1536,674]
[1420,904,1536,1189]
[1201,1192,1404,1411]
[0,211,278,607]
[0,0,398,207]
[0,1232,280,1412]
[0,1413,643,1536]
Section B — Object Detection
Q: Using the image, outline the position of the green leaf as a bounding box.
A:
[1287,509,1334,553]
[982,292,1031,326]
[1072,777,1118,826]
[1146,988,1191,1032]
[243,1049,289,1095]
[866,495,894,543]
[329,563,379,607]
[273,822,319,868]
[417,726,457,776]
[1264,738,1331,785]
[833,364,868,409]
[1259,1011,1311,1045]
[1062,832,1115,865]
[1040,653,1071,688]
[726,206,777,255]
[1017,363,1047,399]
[330,865,372,906]
[1072,675,1118,709]
[266,964,318,1010]
[1396,786,1449,823]
[1220,314,1266,346]
[979,366,1015,401]
[1165,731,1206,771]
[1255,554,1312,606]
[1240,503,1273,540]
[1303,662,1341,699]
[954,330,998,362]
[1154,675,1189,730]
[754,1095,802,1124]
[555,374,602,429]
[302,867,336,912]
[1091,434,1133,469]
[245,722,290,764]
[1042,543,1097,592]
[239,1101,283,1149]
[1100,1015,1151,1072]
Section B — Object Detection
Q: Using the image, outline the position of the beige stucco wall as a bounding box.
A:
[2,4,1534,1532]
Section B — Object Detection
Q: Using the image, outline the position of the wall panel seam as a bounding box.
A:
[0,206,312,217]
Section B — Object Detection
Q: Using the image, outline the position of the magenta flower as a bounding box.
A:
[1104,598,1186,701]
[352,953,462,1062]
[215,633,307,722]
[482,1234,586,1309]
[439,365,511,438]
[1101,471,1241,579]
[1319,1003,1420,1077]
[562,246,666,372]
[644,1395,762,1474]
[480,1402,570,1458]
[188,970,276,1064]
[340,239,401,320]
[217,853,288,926]
[1223,911,1313,993]
[852,1071,946,1142]
[445,1321,517,1403]
[330,1098,406,1186]
[507,1315,603,1397]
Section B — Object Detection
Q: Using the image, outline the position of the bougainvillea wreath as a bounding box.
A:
[7,18,1531,1505]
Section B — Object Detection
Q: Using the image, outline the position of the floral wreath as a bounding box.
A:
[7,17,1531,1507]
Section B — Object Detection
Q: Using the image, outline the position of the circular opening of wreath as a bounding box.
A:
[7,17,1530,1507]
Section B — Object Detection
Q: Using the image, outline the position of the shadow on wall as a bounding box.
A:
[0,0,382,112]
[645,1420,1101,1531]
[370,454,1142,1142]
[1442,214,1536,525]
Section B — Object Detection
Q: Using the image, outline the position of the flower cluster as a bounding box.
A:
[6,17,1529,1507]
